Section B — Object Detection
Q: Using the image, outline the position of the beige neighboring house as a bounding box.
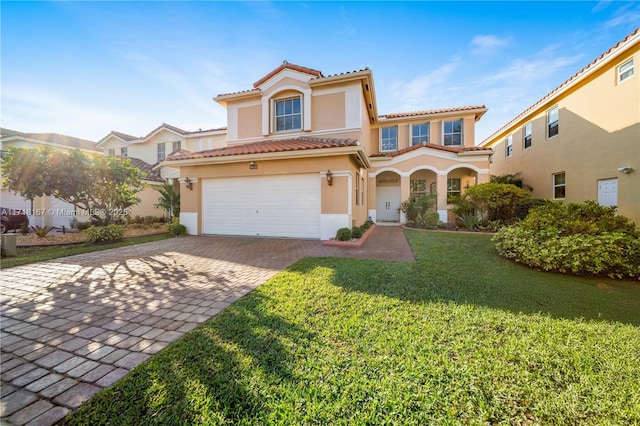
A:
[0,128,167,227]
[161,61,492,239]
[480,28,640,225]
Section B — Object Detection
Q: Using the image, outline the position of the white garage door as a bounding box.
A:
[202,174,321,239]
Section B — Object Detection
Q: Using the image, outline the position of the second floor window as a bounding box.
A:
[523,123,532,149]
[172,141,182,152]
[381,127,397,151]
[444,119,463,146]
[275,97,302,132]
[411,123,430,145]
[157,143,166,162]
[121,147,128,157]
[107,148,115,157]
[505,134,513,157]
[547,106,559,138]
[618,58,634,83]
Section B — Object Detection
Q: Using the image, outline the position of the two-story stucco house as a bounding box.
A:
[162,61,493,239]
[480,28,640,225]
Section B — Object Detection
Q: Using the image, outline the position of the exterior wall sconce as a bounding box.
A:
[326,170,333,186]
[249,161,258,170]
[184,177,193,190]
[618,166,633,174]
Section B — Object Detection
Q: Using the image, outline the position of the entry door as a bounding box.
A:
[376,186,401,222]
[598,178,618,207]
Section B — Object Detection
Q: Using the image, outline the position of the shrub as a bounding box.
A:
[361,221,372,231]
[30,225,55,238]
[19,222,30,235]
[351,226,363,239]
[166,218,187,236]
[457,212,479,231]
[400,194,437,229]
[513,198,547,220]
[75,221,94,231]
[494,201,640,279]
[336,228,352,241]
[463,183,531,222]
[83,224,126,244]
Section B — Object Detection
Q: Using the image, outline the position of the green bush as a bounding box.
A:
[400,194,437,229]
[351,226,363,239]
[166,218,187,236]
[494,201,640,279]
[513,198,547,220]
[463,183,531,222]
[457,212,479,231]
[83,224,126,244]
[336,228,352,241]
[75,221,94,231]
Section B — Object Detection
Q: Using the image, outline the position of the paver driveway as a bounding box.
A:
[1,227,413,425]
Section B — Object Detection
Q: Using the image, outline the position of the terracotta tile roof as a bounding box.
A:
[1,128,100,151]
[121,157,164,182]
[108,130,138,141]
[482,27,640,145]
[370,143,491,158]
[253,61,323,88]
[310,68,371,81]
[379,105,487,119]
[166,137,358,161]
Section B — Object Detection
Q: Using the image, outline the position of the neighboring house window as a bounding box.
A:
[505,134,513,157]
[381,126,398,151]
[553,172,566,199]
[157,143,166,162]
[411,123,430,145]
[523,123,532,149]
[410,179,427,196]
[443,119,463,146]
[121,147,128,157]
[275,97,302,132]
[618,58,634,83]
[447,178,461,202]
[172,141,181,152]
[107,148,115,157]
[547,106,559,138]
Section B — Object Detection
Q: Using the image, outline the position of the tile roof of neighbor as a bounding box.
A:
[106,124,228,142]
[379,105,487,119]
[482,27,640,145]
[122,157,164,182]
[0,128,100,151]
[166,137,359,161]
[369,143,491,158]
[253,61,323,88]
[108,130,139,141]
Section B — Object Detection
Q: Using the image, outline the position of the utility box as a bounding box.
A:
[1,234,17,257]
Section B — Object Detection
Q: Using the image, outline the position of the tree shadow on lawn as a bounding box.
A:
[289,231,640,327]
[65,291,316,425]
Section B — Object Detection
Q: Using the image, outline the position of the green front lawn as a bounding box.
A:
[65,231,640,425]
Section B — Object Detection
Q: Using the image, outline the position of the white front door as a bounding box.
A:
[376,186,401,222]
[202,174,321,239]
[598,178,618,207]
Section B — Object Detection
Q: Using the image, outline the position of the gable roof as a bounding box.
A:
[1,128,100,152]
[370,143,491,158]
[166,137,359,161]
[253,61,323,88]
[123,157,164,182]
[481,27,640,146]
[98,124,228,146]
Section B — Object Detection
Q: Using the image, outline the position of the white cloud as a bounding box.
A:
[604,2,640,29]
[471,34,511,56]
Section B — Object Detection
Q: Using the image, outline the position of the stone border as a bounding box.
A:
[322,224,376,248]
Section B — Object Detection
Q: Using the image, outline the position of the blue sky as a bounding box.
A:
[1,1,638,144]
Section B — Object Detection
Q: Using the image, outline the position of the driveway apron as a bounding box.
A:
[0,226,413,425]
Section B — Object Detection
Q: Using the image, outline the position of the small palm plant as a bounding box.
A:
[154,183,180,220]
[457,212,479,231]
[30,225,55,238]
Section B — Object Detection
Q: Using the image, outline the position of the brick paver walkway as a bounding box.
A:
[0,227,413,425]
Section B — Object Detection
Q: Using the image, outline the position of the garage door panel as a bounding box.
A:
[202,174,321,239]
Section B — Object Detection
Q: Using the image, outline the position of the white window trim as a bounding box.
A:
[411,122,430,146]
[505,134,513,157]
[552,172,566,200]
[271,95,303,134]
[617,58,634,84]
[443,119,463,146]
[380,126,398,152]
[523,122,532,149]
[547,106,559,140]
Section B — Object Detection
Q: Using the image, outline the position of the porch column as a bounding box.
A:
[368,175,377,222]
[400,175,410,223]
[436,173,448,223]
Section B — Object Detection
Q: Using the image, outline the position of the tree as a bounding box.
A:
[2,147,144,226]
[463,182,531,222]
[154,183,180,219]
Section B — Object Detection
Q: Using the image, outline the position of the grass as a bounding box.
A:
[0,233,170,268]
[65,231,640,425]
